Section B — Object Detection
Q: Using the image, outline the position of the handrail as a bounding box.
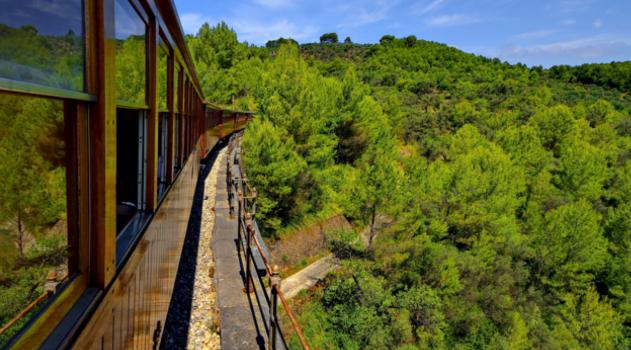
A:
[276,288,311,350]
[0,291,51,335]
[0,273,68,336]
[251,232,273,276]
[227,135,311,350]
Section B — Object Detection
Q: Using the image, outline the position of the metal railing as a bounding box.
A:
[0,272,68,336]
[226,135,311,350]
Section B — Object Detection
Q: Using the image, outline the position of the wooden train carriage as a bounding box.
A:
[201,103,254,158]
[0,0,250,349]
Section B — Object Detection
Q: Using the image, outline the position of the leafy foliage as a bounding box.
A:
[0,94,68,346]
[188,24,631,348]
[0,24,84,90]
[320,32,339,44]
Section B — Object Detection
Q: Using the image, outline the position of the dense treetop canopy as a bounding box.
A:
[320,32,339,44]
[187,24,631,349]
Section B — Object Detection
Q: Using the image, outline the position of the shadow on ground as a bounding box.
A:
[160,140,226,349]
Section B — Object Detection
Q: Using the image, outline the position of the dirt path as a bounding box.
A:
[279,215,391,299]
[280,255,337,299]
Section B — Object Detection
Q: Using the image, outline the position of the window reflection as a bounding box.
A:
[174,113,180,172]
[115,0,146,105]
[157,37,168,111]
[174,65,180,113]
[0,0,85,91]
[0,93,68,346]
[157,113,168,198]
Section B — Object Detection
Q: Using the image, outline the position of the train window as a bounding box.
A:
[0,94,72,346]
[0,0,85,91]
[157,113,168,199]
[115,108,148,258]
[157,36,168,112]
[174,113,181,173]
[184,80,190,155]
[114,0,146,106]
[183,115,189,157]
[174,65,180,113]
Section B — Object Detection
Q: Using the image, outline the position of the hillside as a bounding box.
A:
[187,23,631,349]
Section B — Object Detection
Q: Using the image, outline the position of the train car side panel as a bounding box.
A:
[72,145,200,349]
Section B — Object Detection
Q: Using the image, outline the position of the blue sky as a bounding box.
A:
[173,0,631,67]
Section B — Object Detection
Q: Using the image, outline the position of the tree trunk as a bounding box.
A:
[368,204,377,248]
[16,210,25,258]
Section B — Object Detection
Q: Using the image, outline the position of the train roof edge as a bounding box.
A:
[155,0,203,93]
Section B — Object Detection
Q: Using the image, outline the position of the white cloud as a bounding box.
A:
[339,0,399,28]
[562,19,576,25]
[501,34,631,59]
[513,30,555,40]
[31,0,74,18]
[426,14,481,27]
[412,0,447,15]
[180,12,214,34]
[234,19,319,44]
[251,0,293,9]
[558,0,593,13]
[593,18,603,28]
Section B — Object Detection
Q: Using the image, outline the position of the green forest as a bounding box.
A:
[187,23,630,349]
[0,23,79,346]
[0,94,68,345]
[0,24,84,91]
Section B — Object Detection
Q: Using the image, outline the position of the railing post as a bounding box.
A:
[237,192,242,254]
[244,218,254,294]
[251,187,257,220]
[227,159,235,219]
[44,271,60,294]
[269,266,281,350]
[229,180,235,219]
[226,157,231,189]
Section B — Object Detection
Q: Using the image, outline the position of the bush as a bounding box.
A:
[326,229,364,259]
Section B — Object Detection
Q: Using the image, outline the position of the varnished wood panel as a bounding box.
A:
[145,13,159,213]
[90,0,117,289]
[73,146,200,349]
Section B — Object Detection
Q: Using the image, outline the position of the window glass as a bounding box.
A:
[183,115,189,156]
[116,109,146,233]
[184,80,190,116]
[174,65,180,113]
[157,37,168,112]
[157,113,168,198]
[0,0,85,91]
[174,113,180,172]
[115,0,146,105]
[0,93,68,346]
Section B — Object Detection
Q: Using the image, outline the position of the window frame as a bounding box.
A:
[0,0,87,93]
[0,92,91,350]
[157,112,169,200]
[112,0,152,264]
[113,0,149,107]
[114,108,150,264]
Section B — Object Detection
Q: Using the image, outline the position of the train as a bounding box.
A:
[0,0,251,348]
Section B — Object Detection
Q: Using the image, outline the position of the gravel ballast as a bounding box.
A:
[161,147,226,350]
